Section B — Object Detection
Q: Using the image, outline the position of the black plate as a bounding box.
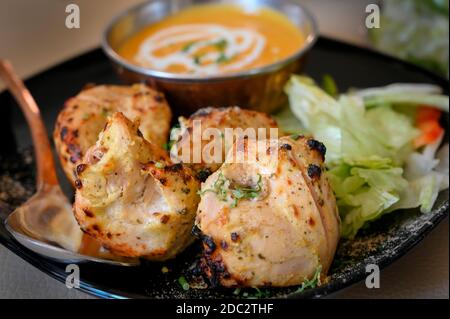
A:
[0,37,448,299]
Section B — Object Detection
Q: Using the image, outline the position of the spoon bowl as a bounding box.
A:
[0,59,139,266]
[5,185,138,266]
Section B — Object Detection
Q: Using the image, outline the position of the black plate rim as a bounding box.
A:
[0,36,448,299]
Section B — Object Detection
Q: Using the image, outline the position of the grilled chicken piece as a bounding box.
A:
[170,107,278,180]
[195,136,340,287]
[54,84,171,186]
[73,112,199,260]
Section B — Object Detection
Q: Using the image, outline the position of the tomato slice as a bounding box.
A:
[416,106,442,124]
[414,106,444,148]
[414,121,444,148]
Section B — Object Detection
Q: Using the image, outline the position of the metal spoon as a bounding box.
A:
[0,59,139,266]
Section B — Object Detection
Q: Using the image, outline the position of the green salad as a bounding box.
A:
[370,0,449,78]
[276,75,449,238]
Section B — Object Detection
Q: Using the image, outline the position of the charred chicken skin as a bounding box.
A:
[54,84,171,185]
[195,135,340,287]
[73,112,199,260]
[170,106,279,179]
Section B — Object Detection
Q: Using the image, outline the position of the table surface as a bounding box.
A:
[0,0,448,299]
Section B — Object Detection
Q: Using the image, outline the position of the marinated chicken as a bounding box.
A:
[170,106,279,180]
[54,84,172,185]
[195,135,340,287]
[73,112,199,260]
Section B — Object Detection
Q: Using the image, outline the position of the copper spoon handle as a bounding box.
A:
[0,59,58,187]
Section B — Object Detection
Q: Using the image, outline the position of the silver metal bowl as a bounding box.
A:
[102,0,318,115]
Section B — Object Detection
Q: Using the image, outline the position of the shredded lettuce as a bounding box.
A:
[285,76,421,165]
[330,163,408,238]
[389,133,449,213]
[284,75,449,238]
[353,83,449,111]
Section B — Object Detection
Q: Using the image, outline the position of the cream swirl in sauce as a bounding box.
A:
[135,24,266,75]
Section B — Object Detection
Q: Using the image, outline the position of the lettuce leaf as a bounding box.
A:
[285,76,419,165]
[352,83,449,112]
[284,75,449,238]
[388,133,449,213]
[328,159,408,238]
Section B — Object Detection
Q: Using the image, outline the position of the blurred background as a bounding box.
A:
[0,0,448,85]
[370,0,449,78]
[0,0,448,298]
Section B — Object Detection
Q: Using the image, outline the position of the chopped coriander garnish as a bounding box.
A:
[213,38,228,51]
[193,55,203,65]
[217,52,237,64]
[178,275,190,291]
[216,52,230,64]
[233,287,271,299]
[197,172,228,201]
[252,288,271,298]
[198,173,263,208]
[229,174,263,208]
[155,162,165,169]
[295,265,322,293]
[166,123,181,151]
[181,41,197,52]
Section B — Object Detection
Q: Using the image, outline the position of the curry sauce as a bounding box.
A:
[118,4,305,75]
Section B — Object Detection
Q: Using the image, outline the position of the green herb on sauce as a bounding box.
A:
[181,41,197,52]
[217,52,238,64]
[184,38,232,65]
[193,55,203,65]
[216,52,231,64]
[213,38,228,51]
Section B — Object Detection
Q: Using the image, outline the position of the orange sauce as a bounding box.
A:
[118,4,305,75]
